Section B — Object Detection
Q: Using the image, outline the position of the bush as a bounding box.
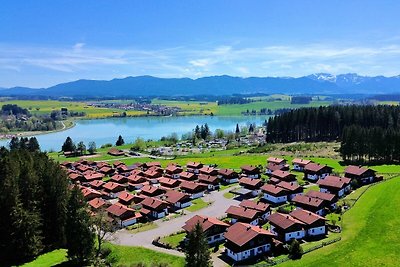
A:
[288,239,303,259]
[101,143,113,148]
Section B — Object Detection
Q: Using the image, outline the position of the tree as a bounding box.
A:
[88,141,97,154]
[115,135,125,146]
[62,136,75,152]
[214,129,225,139]
[288,239,303,259]
[65,186,95,264]
[235,123,240,135]
[184,223,212,267]
[76,141,86,155]
[249,123,255,133]
[27,137,40,152]
[92,209,114,257]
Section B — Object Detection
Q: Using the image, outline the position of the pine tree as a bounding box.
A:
[27,137,40,152]
[65,186,95,264]
[116,135,125,146]
[77,141,86,155]
[184,223,211,267]
[62,136,75,152]
[288,239,303,259]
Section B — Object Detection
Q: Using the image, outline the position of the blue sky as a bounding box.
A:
[1,0,400,87]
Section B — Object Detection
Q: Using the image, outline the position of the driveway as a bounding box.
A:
[110,187,239,265]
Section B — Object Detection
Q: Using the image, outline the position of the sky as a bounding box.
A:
[1,0,400,88]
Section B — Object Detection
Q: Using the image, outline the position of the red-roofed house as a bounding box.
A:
[317,175,351,197]
[239,200,271,220]
[140,197,169,219]
[88,197,107,210]
[267,157,287,166]
[291,195,327,215]
[179,171,197,181]
[139,185,165,197]
[183,215,229,244]
[103,182,125,197]
[260,184,289,204]
[165,164,183,178]
[106,203,142,227]
[186,162,203,173]
[199,166,218,176]
[118,191,136,206]
[239,177,264,196]
[226,205,261,225]
[292,158,312,171]
[344,165,376,184]
[163,190,192,210]
[290,209,327,237]
[179,181,207,199]
[81,187,103,200]
[218,168,239,184]
[267,212,305,242]
[158,177,181,189]
[240,165,261,178]
[198,174,219,190]
[270,170,297,183]
[224,223,275,262]
[304,163,333,181]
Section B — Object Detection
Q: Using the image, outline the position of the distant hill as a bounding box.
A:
[1,73,400,97]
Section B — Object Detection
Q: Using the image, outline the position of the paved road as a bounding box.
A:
[110,187,239,265]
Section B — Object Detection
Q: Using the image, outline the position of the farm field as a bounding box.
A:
[21,249,67,267]
[280,176,400,267]
[0,100,147,118]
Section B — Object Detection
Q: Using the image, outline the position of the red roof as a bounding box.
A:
[89,180,105,188]
[180,181,206,191]
[276,181,302,192]
[305,190,336,202]
[103,182,125,192]
[317,175,351,189]
[180,171,196,180]
[239,199,270,213]
[239,177,263,187]
[183,215,229,232]
[81,187,102,198]
[165,164,183,173]
[198,174,218,184]
[267,212,305,229]
[290,209,326,225]
[224,223,274,247]
[267,157,286,164]
[241,165,259,172]
[88,198,106,209]
[187,162,203,168]
[158,177,180,187]
[292,194,325,208]
[199,166,217,174]
[107,203,135,217]
[226,205,259,220]
[140,185,164,195]
[261,184,288,195]
[304,163,332,173]
[164,190,189,204]
[345,165,375,176]
[271,170,294,179]
[118,191,135,203]
[141,197,166,209]
[218,168,237,177]
[292,158,312,166]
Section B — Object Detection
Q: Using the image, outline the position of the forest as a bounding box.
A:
[0,138,94,266]
[266,105,400,163]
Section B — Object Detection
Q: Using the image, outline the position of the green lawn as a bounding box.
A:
[160,232,186,249]
[21,249,68,267]
[105,243,185,267]
[127,222,158,233]
[280,176,400,267]
[185,198,211,212]
[223,191,235,199]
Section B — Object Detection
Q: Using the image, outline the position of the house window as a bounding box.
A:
[312,229,314,233]
[297,232,300,236]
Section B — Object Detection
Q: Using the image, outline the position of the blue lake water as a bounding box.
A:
[0,116,268,151]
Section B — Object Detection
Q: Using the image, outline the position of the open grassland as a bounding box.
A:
[0,100,147,118]
[280,176,400,267]
[21,249,67,267]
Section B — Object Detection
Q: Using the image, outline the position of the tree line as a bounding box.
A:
[266,105,400,163]
[0,140,94,265]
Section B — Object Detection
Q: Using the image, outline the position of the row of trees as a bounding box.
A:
[340,125,400,163]
[266,105,400,143]
[61,137,97,155]
[0,142,94,265]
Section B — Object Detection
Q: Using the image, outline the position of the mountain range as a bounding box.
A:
[1,73,400,97]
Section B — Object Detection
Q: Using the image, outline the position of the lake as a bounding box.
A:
[0,115,268,151]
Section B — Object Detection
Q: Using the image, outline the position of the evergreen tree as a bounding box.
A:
[116,135,125,146]
[62,136,75,152]
[27,137,40,152]
[184,223,212,267]
[65,186,95,264]
[235,123,240,135]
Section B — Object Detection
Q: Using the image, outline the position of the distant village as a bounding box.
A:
[62,155,381,264]
[88,102,182,116]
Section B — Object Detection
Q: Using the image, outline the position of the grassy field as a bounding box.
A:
[105,243,185,267]
[21,249,68,267]
[0,100,147,118]
[280,176,400,267]
[152,99,218,115]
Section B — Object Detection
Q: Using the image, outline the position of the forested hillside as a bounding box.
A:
[266,105,400,163]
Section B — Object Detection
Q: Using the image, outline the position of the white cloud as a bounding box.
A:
[1,42,400,87]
